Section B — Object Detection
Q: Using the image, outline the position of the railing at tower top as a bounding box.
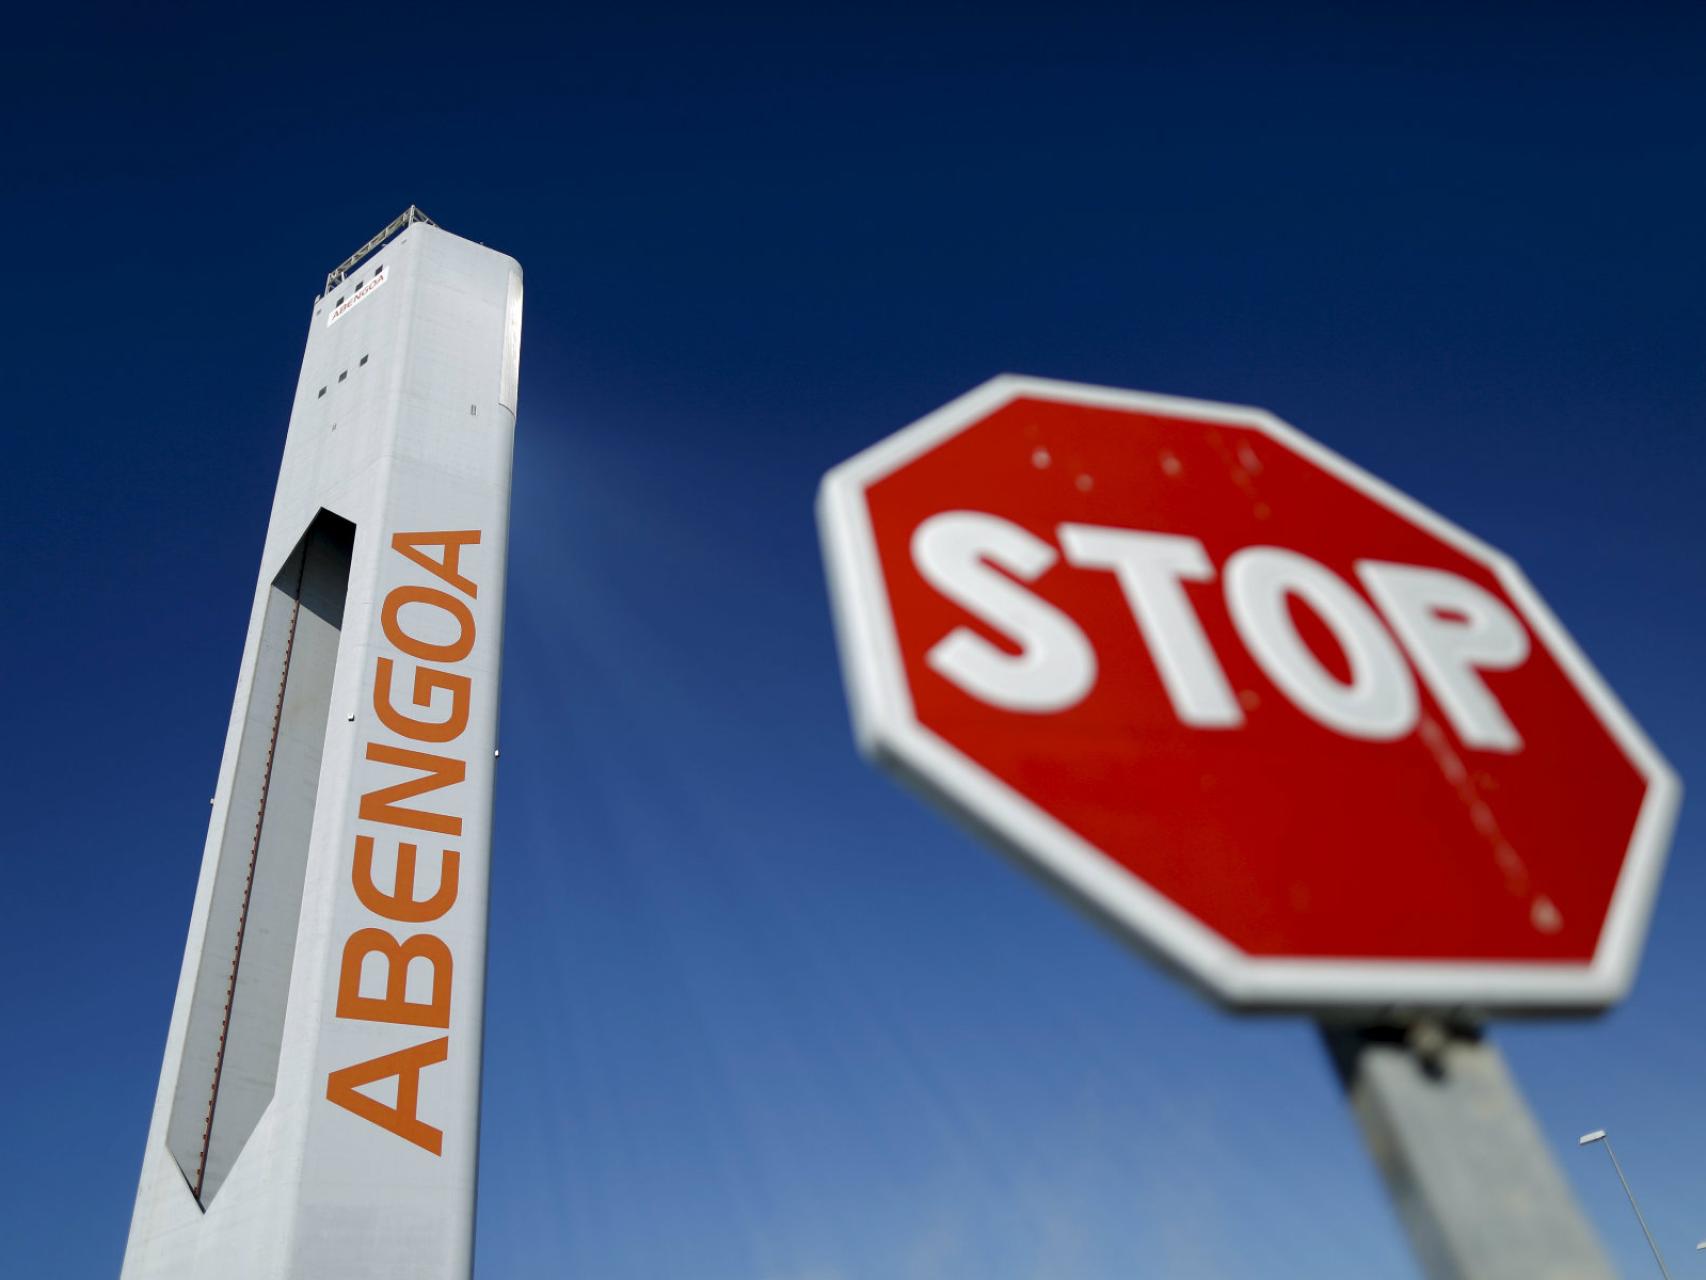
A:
[325,205,436,295]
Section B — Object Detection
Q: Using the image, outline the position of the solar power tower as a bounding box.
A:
[122,209,523,1279]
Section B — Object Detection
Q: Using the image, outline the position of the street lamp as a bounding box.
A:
[1579,1129,1672,1279]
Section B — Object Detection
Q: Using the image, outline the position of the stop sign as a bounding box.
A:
[819,376,1679,1011]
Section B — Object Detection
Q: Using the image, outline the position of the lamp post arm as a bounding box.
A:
[1603,1138,1673,1280]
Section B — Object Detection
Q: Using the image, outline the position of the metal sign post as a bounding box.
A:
[1324,1022,1616,1279]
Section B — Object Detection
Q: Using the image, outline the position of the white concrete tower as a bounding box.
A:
[123,208,523,1279]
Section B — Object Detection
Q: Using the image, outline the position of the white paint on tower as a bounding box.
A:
[122,209,522,1280]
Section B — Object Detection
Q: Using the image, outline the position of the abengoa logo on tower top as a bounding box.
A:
[325,529,484,1154]
[327,262,388,326]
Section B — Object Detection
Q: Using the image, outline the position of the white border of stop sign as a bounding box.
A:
[817,374,1680,1014]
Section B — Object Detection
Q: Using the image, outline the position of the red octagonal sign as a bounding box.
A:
[819,376,1679,1011]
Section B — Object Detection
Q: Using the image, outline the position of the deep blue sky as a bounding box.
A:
[4,5,1704,1276]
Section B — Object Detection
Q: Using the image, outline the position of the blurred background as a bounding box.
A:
[3,4,1703,1276]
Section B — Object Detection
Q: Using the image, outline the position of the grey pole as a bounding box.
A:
[1580,1130,1673,1279]
[1322,1020,1617,1280]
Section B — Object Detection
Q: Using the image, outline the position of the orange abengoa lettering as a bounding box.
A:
[359,743,465,836]
[373,656,471,743]
[352,835,460,923]
[330,529,482,1158]
[393,529,480,598]
[326,1037,449,1155]
[383,585,475,664]
[336,928,453,1027]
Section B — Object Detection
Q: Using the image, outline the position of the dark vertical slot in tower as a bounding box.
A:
[166,511,355,1207]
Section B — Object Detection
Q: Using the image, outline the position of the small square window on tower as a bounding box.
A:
[317,387,326,398]
[338,371,347,383]
[359,355,368,366]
